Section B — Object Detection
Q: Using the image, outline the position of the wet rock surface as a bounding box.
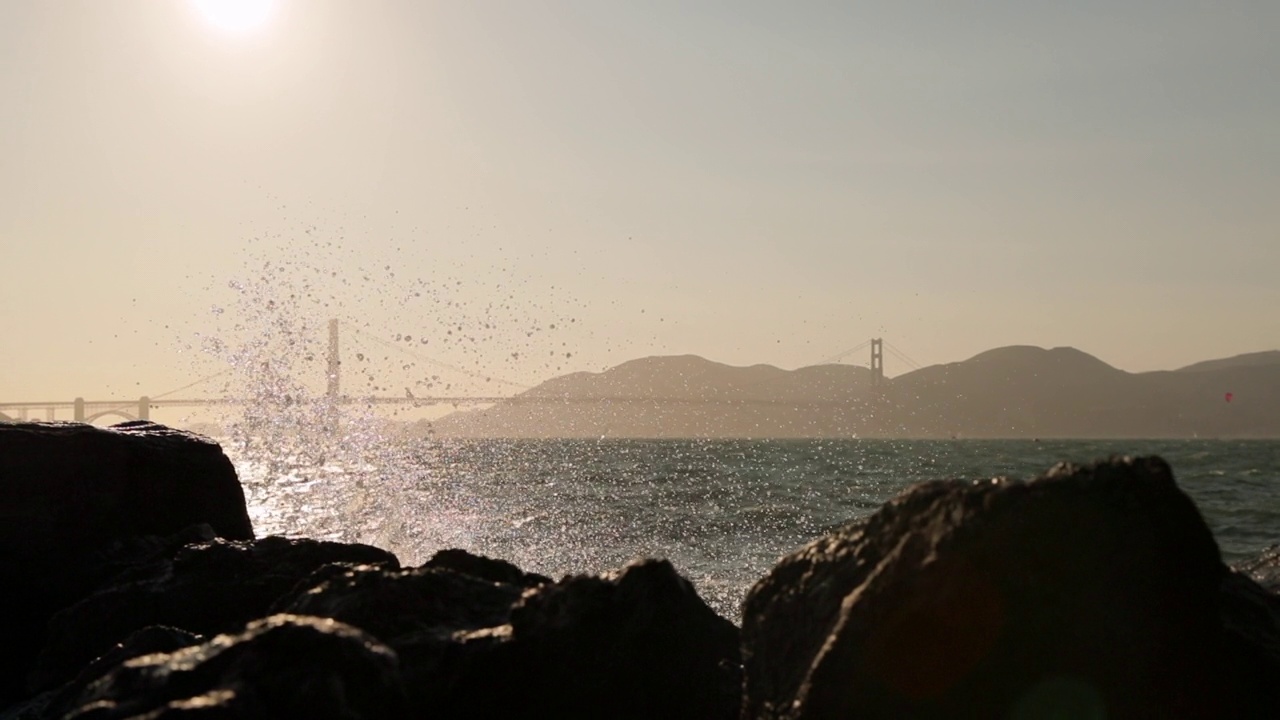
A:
[1236,543,1280,593]
[25,615,407,720]
[31,535,397,693]
[3,627,206,720]
[741,456,1280,719]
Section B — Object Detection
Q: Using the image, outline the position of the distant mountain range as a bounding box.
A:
[429,347,1280,439]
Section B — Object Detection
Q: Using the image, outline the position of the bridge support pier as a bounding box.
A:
[46,407,55,421]
[138,396,150,421]
[74,398,85,422]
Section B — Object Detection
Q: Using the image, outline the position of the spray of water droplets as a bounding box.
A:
[185,234,588,563]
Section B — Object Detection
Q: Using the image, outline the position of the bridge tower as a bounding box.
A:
[870,338,884,385]
[327,318,340,399]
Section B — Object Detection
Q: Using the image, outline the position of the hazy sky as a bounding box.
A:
[2,1,1277,415]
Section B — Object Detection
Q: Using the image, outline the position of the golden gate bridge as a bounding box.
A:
[0,321,921,423]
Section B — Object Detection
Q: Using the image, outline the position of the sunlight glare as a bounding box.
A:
[191,0,277,34]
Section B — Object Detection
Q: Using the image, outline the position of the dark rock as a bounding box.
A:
[275,559,529,709]
[1220,548,1280,714]
[0,422,250,705]
[75,626,205,685]
[29,523,220,612]
[30,535,397,694]
[741,456,1280,719]
[274,552,740,718]
[1235,544,1280,593]
[277,561,528,642]
[1,526,220,709]
[3,627,204,720]
[41,615,407,720]
[0,422,252,567]
[444,558,742,719]
[422,547,552,588]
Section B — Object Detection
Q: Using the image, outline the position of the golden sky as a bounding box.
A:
[2,1,1277,420]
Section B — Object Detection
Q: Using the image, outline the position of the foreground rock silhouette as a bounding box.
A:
[7,542,741,719]
[741,456,1280,719]
[4,422,1279,718]
[0,421,252,705]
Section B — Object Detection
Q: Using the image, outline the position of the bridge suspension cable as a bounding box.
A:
[80,370,238,422]
[62,370,232,422]
[883,341,923,372]
[150,370,234,400]
[339,321,530,391]
[820,340,872,365]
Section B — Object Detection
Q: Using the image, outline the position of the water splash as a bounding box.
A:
[186,234,586,564]
[199,271,416,553]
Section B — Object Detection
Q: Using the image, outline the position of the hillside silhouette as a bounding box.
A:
[1176,351,1280,373]
[430,346,1280,439]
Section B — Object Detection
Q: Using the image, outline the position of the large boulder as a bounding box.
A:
[741,456,1280,719]
[0,422,252,566]
[26,615,407,720]
[0,421,252,705]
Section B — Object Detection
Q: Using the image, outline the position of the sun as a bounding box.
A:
[191,0,277,34]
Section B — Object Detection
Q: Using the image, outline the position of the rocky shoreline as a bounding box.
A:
[2,421,1278,718]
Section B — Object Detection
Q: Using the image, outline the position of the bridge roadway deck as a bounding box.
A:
[1,395,871,411]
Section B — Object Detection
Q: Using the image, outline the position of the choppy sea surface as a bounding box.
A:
[230,438,1280,620]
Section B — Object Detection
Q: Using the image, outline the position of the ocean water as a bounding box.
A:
[232,438,1280,620]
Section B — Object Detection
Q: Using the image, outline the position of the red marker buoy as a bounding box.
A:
[1225,392,1234,403]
